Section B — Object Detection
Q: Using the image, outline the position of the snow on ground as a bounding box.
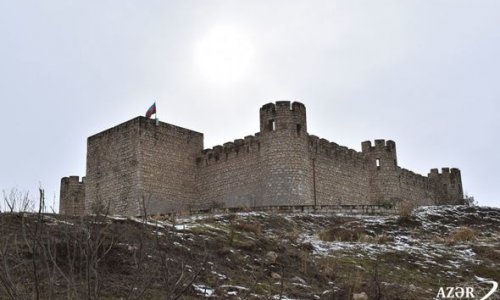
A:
[192,284,215,297]
[288,207,497,278]
[104,205,500,293]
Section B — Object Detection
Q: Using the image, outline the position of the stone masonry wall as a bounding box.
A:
[428,168,464,205]
[137,117,203,213]
[196,135,262,209]
[85,117,203,216]
[61,101,464,216]
[60,176,85,215]
[309,136,370,206]
[85,118,141,215]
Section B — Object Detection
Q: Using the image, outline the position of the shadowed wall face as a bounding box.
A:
[84,117,203,216]
[137,118,203,213]
[85,118,141,215]
[60,176,85,215]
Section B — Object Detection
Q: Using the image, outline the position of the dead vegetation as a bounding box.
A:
[397,200,414,222]
[447,226,477,244]
[319,226,365,242]
[0,200,498,299]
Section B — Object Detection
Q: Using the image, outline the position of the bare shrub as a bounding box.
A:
[2,188,33,212]
[374,234,393,244]
[234,221,262,235]
[319,227,365,242]
[397,201,414,222]
[448,227,476,244]
[357,233,371,243]
[463,194,477,206]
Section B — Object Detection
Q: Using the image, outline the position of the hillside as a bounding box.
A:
[0,205,498,299]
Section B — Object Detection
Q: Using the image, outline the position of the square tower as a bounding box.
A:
[85,117,203,215]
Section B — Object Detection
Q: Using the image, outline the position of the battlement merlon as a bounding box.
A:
[361,139,396,152]
[259,101,307,134]
[428,167,461,179]
[361,139,398,169]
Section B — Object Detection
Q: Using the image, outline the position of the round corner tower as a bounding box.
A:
[258,101,313,206]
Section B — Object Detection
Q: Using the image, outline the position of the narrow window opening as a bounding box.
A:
[246,146,250,153]
[296,124,301,136]
[376,158,381,170]
[257,142,261,151]
[269,120,276,131]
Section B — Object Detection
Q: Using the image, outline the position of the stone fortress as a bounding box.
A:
[60,101,464,216]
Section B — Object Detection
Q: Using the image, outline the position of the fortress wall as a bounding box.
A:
[137,118,203,213]
[399,168,435,206]
[196,135,262,209]
[309,136,370,205]
[85,118,141,215]
[60,176,85,215]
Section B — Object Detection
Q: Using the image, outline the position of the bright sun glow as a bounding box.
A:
[195,25,255,85]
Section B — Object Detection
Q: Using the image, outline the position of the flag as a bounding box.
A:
[145,102,156,118]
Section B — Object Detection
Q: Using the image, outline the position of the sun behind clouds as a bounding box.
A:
[194,25,255,85]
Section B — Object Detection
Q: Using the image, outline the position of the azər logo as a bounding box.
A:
[436,280,498,300]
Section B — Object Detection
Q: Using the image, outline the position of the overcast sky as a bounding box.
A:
[1,1,499,210]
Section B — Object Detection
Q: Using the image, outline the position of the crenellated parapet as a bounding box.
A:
[309,135,365,165]
[400,168,430,189]
[361,139,398,170]
[197,134,262,166]
[428,167,462,187]
[260,101,307,135]
[428,167,464,204]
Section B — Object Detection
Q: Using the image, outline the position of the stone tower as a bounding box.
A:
[362,139,400,204]
[84,117,203,215]
[259,101,314,206]
[59,176,85,215]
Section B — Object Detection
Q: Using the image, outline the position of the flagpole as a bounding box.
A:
[155,101,159,126]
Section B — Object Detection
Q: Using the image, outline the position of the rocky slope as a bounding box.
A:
[0,205,498,299]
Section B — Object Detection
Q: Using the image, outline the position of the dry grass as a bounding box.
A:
[447,227,476,244]
[319,228,393,245]
[319,227,365,242]
[233,221,262,235]
[397,201,414,222]
[373,234,393,244]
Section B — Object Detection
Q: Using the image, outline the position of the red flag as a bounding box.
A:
[145,102,156,118]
